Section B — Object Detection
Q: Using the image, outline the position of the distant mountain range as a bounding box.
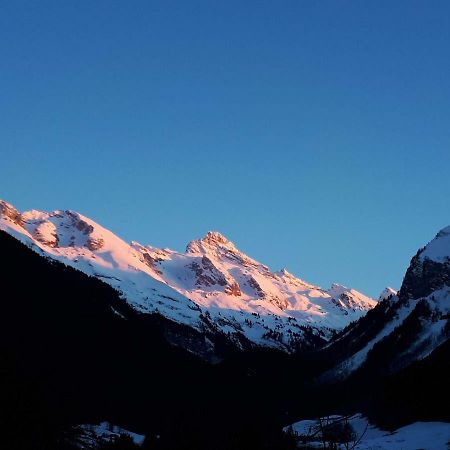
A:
[0,199,378,355]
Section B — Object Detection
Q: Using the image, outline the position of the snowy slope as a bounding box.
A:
[0,200,202,325]
[0,200,376,352]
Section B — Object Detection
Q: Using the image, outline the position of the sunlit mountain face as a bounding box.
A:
[0,199,377,355]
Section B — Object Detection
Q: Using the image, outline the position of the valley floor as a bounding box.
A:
[285,414,450,450]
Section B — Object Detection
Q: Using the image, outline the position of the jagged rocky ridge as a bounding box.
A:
[0,199,376,354]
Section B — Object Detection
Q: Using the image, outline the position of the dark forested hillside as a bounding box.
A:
[367,336,450,429]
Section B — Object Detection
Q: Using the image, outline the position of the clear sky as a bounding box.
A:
[1,1,450,297]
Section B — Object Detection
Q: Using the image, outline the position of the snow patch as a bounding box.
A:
[75,422,145,448]
[284,414,450,450]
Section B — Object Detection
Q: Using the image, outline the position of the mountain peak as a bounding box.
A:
[203,231,231,245]
[186,231,237,254]
[379,287,397,301]
[419,225,450,263]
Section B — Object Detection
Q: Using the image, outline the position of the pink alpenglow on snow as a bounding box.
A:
[0,200,377,351]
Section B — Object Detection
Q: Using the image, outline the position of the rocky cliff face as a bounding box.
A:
[400,229,450,301]
[0,200,23,226]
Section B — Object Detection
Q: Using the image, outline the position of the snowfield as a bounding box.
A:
[0,199,377,350]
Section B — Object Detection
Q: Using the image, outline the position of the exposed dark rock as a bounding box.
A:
[87,237,105,251]
[400,252,450,300]
[0,200,23,226]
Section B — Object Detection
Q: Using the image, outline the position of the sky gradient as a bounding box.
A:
[2,1,450,297]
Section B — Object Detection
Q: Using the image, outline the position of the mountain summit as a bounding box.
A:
[187,231,235,252]
[0,199,376,354]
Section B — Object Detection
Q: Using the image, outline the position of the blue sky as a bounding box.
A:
[1,1,450,297]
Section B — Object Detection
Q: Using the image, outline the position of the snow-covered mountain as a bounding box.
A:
[0,199,376,352]
[321,226,450,380]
